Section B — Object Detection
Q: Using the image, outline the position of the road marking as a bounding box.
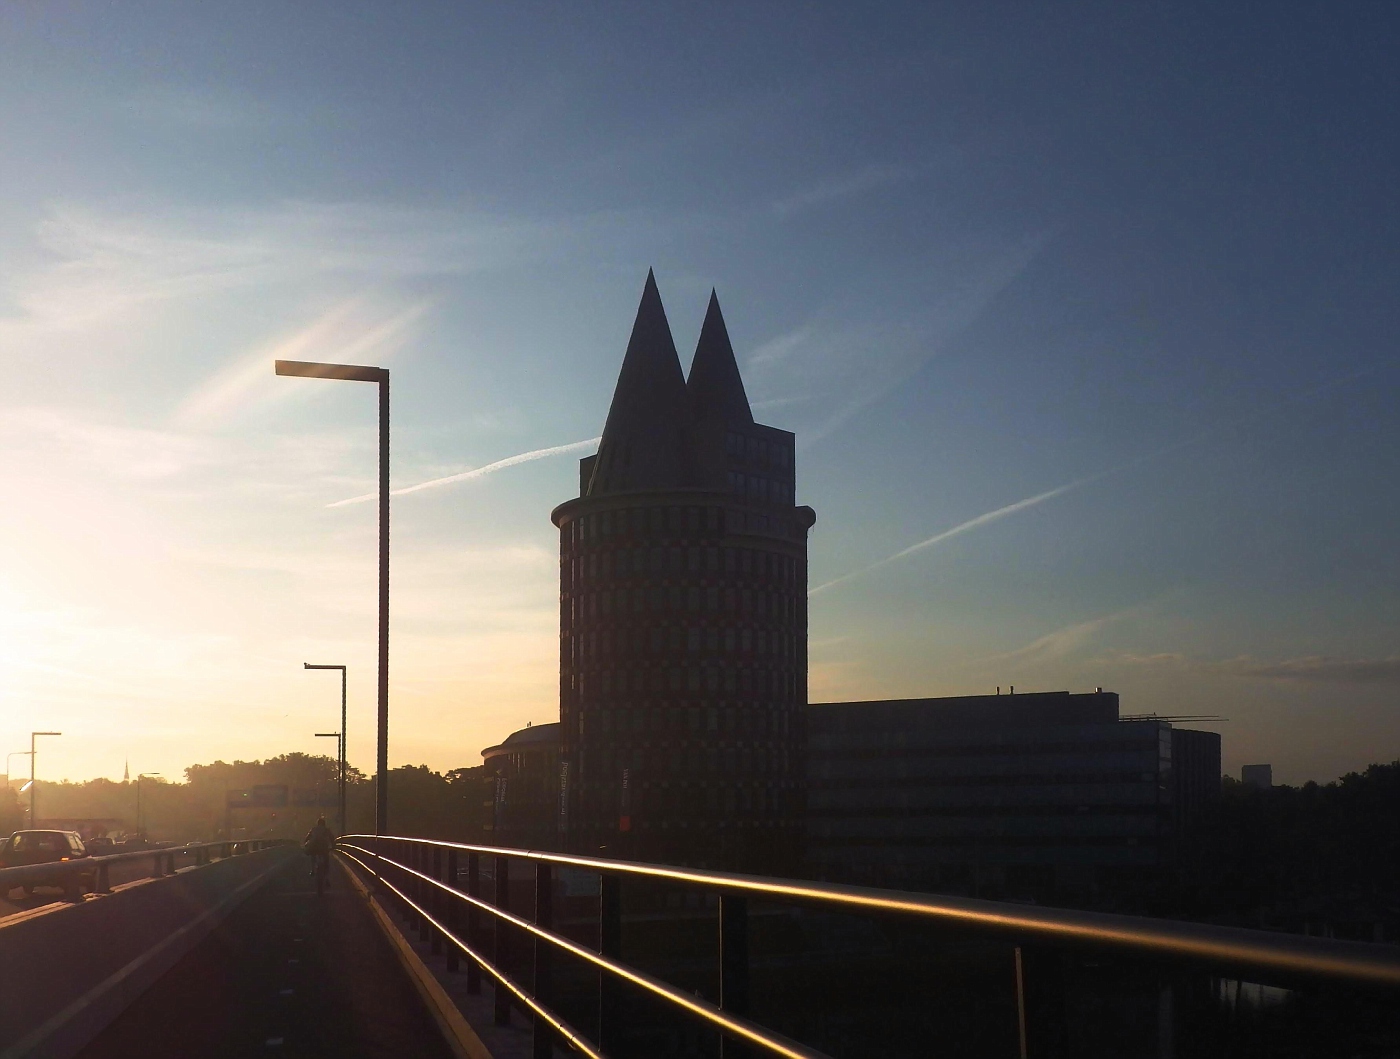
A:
[265,1038,284,1047]
[279,988,294,996]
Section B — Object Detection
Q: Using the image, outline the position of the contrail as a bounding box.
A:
[808,474,1101,596]
[327,437,600,508]
[805,365,1382,598]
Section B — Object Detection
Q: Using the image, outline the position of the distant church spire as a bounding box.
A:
[123,759,129,783]
[586,269,692,495]
[687,290,753,425]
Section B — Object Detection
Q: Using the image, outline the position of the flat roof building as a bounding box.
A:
[807,691,1220,898]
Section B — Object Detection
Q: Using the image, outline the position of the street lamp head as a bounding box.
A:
[304,663,346,671]
[33,731,61,737]
[275,360,387,383]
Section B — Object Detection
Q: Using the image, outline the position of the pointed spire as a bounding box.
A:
[687,290,753,425]
[586,270,692,495]
[123,759,129,783]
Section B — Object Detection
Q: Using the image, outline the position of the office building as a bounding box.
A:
[806,691,1221,896]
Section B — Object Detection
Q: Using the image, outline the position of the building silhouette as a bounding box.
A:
[477,273,1224,896]
[550,271,816,871]
[807,691,1221,899]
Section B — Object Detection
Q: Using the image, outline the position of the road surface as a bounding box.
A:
[76,856,456,1059]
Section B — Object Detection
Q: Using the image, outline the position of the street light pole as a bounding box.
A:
[30,732,61,826]
[314,732,342,833]
[277,360,389,835]
[304,663,347,836]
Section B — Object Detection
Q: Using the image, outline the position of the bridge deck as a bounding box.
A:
[76,856,457,1059]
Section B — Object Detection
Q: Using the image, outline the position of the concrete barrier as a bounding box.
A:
[0,844,296,1059]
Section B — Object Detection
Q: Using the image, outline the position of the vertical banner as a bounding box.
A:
[619,767,631,832]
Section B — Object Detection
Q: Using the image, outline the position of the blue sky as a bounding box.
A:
[0,2,1396,786]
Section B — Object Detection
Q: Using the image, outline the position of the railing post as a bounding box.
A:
[150,852,161,879]
[1014,946,1028,1059]
[96,862,110,894]
[719,893,750,1059]
[446,848,460,973]
[418,846,432,943]
[493,855,511,1025]
[598,874,622,1054]
[533,862,554,1059]
[467,852,482,994]
[431,846,444,955]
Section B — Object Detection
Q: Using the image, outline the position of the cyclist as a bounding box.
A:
[303,816,334,890]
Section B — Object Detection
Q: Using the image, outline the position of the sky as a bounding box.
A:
[0,2,1396,788]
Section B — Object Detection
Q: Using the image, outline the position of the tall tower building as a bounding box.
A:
[552,272,816,871]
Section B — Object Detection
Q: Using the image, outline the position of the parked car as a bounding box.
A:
[1,830,92,898]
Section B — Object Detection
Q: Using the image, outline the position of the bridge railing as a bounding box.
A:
[0,838,287,898]
[338,835,1400,1059]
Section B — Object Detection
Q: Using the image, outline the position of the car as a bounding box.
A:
[1,830,92,899]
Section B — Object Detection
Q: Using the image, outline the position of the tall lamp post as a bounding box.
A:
[30,732,61,826]
[136,773,161,839]
[276,360,389,835]
[314,732,343,834]
[304,663,347,836]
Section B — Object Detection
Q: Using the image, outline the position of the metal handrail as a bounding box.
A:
[343,834,1400,989]
[0,838,287,893]
[338,843,823,1059]
[339,834,1400,1059]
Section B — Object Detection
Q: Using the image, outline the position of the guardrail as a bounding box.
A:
[338,835,1400,1059]
[0,839,288,899]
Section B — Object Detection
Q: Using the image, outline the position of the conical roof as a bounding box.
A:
[687,290,753,425]
[586,270,692,495]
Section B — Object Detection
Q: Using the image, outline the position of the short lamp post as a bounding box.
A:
[5,750,33,794]
[305,663,348,836]
[136,773,162,839]
[315,732,343,834]
[276,360,389,835]
[30,732,61,826]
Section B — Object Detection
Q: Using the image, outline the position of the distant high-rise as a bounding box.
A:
[551,272,816,871]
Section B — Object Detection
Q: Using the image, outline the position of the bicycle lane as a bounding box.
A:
[77,855,457,1059]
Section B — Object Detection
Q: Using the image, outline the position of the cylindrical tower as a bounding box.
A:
[552,275,815,872]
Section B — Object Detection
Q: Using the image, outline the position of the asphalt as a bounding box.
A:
[76,856,457,1059]
[1,859,155,919]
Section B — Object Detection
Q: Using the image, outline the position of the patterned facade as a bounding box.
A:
[551,272,815,871]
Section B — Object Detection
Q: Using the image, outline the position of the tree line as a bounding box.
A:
[2,753,487,843]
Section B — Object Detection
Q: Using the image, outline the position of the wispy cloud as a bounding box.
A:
[0,408,211,481]
[0,201,626,347]
[328,437,601,508]
[1227,655,1400,685]
[746,231,1053,444]
[120,85,278,130]
[773,164,912,217]
[175,298,430,428]
[810,474,1098,596]
[989,604,1147,667]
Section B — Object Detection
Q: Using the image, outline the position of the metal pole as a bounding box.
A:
[29,732,61,826]
[340,666,347,836]
[377,375,389,835]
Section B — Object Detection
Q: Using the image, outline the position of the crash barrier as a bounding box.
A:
[340,835,1400,1059]
[0,841,295,1059]
[0,838,284,901]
